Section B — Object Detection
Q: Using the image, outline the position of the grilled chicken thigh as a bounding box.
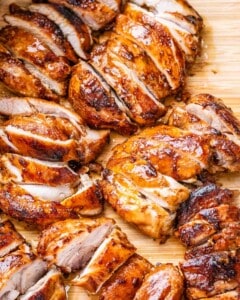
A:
[99,254,153,300]
[47,0,120,31]
[69,60,137,135]
[73,225,136,293]
[4,4,77,63]
[0,26,71,96]
[134,263,184,300]
[0,97,109,164]
[19,268,67,300]
[0,248,48,300]
[29,3,92,60]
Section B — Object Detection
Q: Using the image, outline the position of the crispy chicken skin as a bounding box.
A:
[5,4,78,63]
[0,182,77,227]
[69,60,138,135]
[72,225,136,293]
[47,0,120,30]
[19,268,67,300]
[0,220,24,258]
[37,218,115,273]
[134,263,184,300]
[180,251,240,299]
[99,254,153,300]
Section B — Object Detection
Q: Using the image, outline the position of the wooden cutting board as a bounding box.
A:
[1,0,240,299]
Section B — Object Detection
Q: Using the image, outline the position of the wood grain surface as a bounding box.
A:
[1,1,240,299]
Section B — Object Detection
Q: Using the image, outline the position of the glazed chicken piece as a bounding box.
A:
[69,60,138,135]
[0,26,71,96]
[29,3,92,60]
[37,218,115,273]
[99,254,153,300]
[0,51,59,101]
[134,263,184,300]
[0,247,48,299]
[91,41,166,126]
[0,182,77,227]
[114,4,185,91]
[166,94,240,173]
[19,268,67,300]
[4,4,77,63]
[47,0,120,30]
[72,225,136,293]
[107,124,211,182]
[0,97,109,164]
[0,220,24,258]
[180,250,240,299]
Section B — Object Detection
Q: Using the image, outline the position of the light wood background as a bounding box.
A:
[1,1,240,299]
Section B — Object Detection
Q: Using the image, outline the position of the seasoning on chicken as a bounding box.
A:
[37,218,115,273]
[0,97,109,164]
[99,254,153,300]
[134,263,184,300]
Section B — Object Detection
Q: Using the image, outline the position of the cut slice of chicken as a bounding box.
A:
[4,4,78,63]
[0,220,24,258]
[0,97,110,163]
[0,182,77,227]
[101,169,180,241]
[0,249,47,300]
[37,218,115,273]
[0,153,80,186]
[99,254,153,300]
[91,42,166,126]
[105,33,171,100]
[134,263,184,300]
[72,225,136,293]
[0,25,71,81]
[130,0,203,34]
[180,251,239,299]
[69,60,138,135]
[19,268,67,300]
[29,3,92,60]
[0,51,59,101]
[115,3,185,90]
[48,0,119,30]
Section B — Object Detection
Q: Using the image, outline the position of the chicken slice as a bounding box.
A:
[29,3,92,60]
[0,182,77,227]
[134,263,184,300]
[91,42,166,126]
[180,251,239,299]
[115,4,185,90]
[107,125,211,181]
[19,268,67,300]
[101,169,176,241]
[105,33,171,100]
[72,225,136,293]
[4,4,77,63]
[0,220,24,258]
[197,290,239,300]
[0,51,58,101]
[185,222,240,259]
[0,249,47,300]
[37,218,115,273]
[99,253,152,300]
[0,153,80,186]
[69,60,138,135]
[48,0,119,31]
[131,0,203,34]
